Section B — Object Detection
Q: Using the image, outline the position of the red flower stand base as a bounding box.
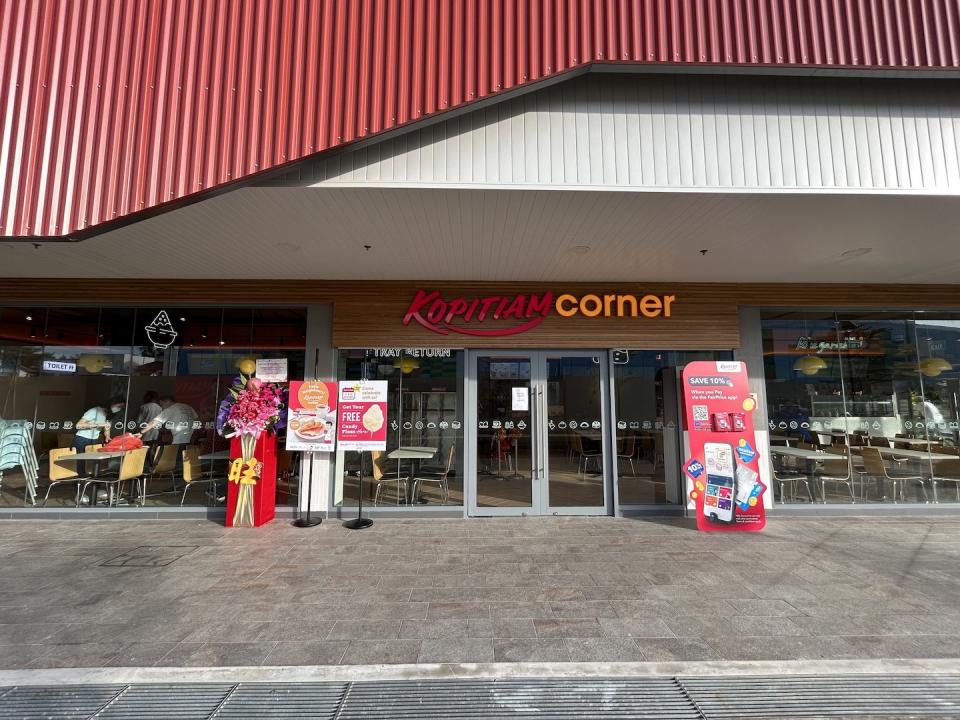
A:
[226,433,277,528]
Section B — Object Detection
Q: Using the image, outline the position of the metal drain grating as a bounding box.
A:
[678,674,960,719]
[0,684,123,719]
[2,675,960,719]
[335,678,701,719]
[93,683,236,719]
[213,682,347,719]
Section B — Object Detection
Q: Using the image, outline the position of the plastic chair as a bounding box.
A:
[372,450,408,506]
[79,447,148,507]
[770,457,814,503]
[412,445,454,504]
[141,444,179,502]
[816,451,857,503]
[180,445,223,506]
[41,447,81,507]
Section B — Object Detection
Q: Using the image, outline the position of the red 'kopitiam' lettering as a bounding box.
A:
[403,290,555,336]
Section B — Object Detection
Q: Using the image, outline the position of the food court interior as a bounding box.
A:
[0,306,305,509]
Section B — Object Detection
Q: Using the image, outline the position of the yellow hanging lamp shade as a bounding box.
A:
[393,357,420,374]
[920,357,952,377]
[793,355,827,376]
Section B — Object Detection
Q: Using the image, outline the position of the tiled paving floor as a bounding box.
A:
[0,516,959,668]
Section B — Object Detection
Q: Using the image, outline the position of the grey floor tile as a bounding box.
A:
[549,601,619,618]
[465,618,539,638]
[426,602,490,619]
[157,641,278,667]
[533,618,604,638]
[398,619,469,639]
[340,640,421,665]
[326,620,400,640]
[633,637,720,661]
[0,643,52,669]
[565,637,648,662]
[0,622,69,644]
[599,617,676,638]
[262,641,348,665]
[724,599,803,616]
[493,639,571,662]
[359,602,429,620]
[418,637,494,663]
[106,642,182,667]
[27,641,130,669]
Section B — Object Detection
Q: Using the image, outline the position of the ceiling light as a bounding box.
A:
[568,245,591,254]
[794,355,827,375]
[24,315,32,321]
[840,247,872,258]
[920,357,952,377]
[179,316,186,322]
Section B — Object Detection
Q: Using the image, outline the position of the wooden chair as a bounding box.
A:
[41,447,80,507]
[860,447,927,503]
[180,445,223,506]
[412,445,454,504]
[573,434,602,479]
[140,444,179,502]
[372,450,408,506]
[79,447,148,507]
[930,456,960,503]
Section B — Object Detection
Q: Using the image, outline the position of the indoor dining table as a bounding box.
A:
[388,446,437,504]
[56,450,127,506]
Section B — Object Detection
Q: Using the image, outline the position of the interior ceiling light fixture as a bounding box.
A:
[794,355,828,375]
[920,357,952,377]
[840,247,873,258]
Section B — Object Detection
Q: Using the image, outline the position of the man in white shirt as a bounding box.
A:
[140,395,199,446]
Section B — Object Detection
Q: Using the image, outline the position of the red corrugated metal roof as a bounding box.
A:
[3,0,959,239]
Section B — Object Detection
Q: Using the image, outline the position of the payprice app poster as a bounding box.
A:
[682,361,766,532]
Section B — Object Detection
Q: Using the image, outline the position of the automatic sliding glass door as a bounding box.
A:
[467,351,609,516]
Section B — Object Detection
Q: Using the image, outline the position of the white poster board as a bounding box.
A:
[337,380,389,451]
[511,386,529,412]
[256,358,288,382]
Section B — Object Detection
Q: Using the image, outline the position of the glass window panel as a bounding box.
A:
[336,349,464,507]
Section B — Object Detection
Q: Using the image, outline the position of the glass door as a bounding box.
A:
[467,351,609,516]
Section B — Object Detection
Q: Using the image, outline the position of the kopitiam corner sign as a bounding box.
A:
[403,290,676,337]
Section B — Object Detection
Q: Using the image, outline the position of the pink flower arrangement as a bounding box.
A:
[216,374,286,438]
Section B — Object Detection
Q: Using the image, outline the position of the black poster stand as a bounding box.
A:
[293,349,322,528]
[343,450,373,529]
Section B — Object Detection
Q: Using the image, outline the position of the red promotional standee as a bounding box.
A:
[226,432,277,528]
[682,361,766,532]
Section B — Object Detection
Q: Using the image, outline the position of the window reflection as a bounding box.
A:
[336,349,464,507]
[0,306,306,509]
[762,311,960,504]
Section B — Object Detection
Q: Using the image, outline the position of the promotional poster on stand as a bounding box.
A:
[682,361,766,532]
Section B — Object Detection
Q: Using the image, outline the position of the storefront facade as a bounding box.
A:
[3,281,959,518]
[3,2,960,518]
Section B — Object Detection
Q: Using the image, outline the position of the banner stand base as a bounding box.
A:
[343,517,373,530]
[293,517,323,528]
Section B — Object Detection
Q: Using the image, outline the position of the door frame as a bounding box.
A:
[466,349,612,517]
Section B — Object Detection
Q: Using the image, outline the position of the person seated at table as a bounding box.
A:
[73,395,123,475]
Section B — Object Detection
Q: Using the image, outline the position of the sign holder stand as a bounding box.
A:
[293,349,323,529]
[343,451,373,529]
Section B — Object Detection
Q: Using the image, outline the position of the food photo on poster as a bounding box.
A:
[286,381,338,452]
[682,361,767,532]
[337,380,389,452]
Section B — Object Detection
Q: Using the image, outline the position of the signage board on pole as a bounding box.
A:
[337,380,388,451]
[286,381,338,452]
[682,361,766,532]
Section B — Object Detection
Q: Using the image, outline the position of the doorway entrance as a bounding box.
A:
[466,350,610,516]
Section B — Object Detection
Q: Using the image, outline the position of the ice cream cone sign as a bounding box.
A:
[145,311,178,350]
